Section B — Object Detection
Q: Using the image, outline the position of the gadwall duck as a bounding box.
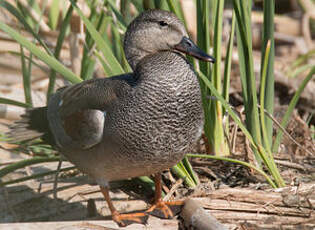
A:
[10,9,215,227]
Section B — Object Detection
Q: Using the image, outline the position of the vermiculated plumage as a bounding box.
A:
[10,10,206,184]
[8,9,215,226]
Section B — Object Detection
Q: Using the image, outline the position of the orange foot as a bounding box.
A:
[112,211,149,227]
[146,200,184,219]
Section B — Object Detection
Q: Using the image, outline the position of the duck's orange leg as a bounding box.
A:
[100,186,148,227]
[146,173,184,219]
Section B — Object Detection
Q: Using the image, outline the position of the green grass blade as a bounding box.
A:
[287,50,315,78]
[0,156,61,179]
[47,3,75,98]
[0,97,30,108]
[80,3,107,80]
[210,0,229,156]
[9,51,47,71]
[261,0,275,148]
[272,67,315,153]
[107,0,128,32]
[121,0,132,24]
[49,0,60,30]
[182,156,199,185]
[110,22,132,73]
[260,40,272,152]
[233,0,262,164]
[20,46,33,107]
[111,24,123,63]
[155,0,170,11]
[171,164,196,188]
[0,21,81,84]
[198,71,254,146]
[130,0,144,13]
[94,50,115,76]
[143,0,156,10]
[288,64,314,79]
[259,40,285,187]
[223,11,235,103]
[70,0,125,76]
[198,71,285,187]
[196,0,211,74]
[0,1,52,55]
[196,0,213,152]
[166,0,186,26]
[222,11,235,140]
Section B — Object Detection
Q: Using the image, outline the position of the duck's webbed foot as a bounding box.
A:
[146,200,183,219]
[100,185,148,227]
[146,173,184,219]
[112,211,149,227]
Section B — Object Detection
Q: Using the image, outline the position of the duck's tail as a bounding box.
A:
[7,107,55,146]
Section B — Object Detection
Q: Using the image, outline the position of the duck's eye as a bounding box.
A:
[158,21,168,27]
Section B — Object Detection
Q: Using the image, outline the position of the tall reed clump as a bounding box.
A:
[0,0,313,188]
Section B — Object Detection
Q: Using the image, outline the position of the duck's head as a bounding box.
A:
[124,9,215,70]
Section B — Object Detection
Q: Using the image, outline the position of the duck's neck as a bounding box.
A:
[125,47,152,71]
[134,51,198,88]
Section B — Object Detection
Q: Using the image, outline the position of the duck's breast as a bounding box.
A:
[103,52,204,168]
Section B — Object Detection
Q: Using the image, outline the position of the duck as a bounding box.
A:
[9,9,215,227]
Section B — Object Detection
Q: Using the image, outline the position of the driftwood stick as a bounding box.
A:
[186,184,315,228]
[181,198,228,230]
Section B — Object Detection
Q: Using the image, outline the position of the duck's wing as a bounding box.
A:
[47,74,135,150]
[7,74,134,149]
[58,75,134,117]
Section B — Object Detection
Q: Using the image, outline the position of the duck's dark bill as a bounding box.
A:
[174,37,215,63]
